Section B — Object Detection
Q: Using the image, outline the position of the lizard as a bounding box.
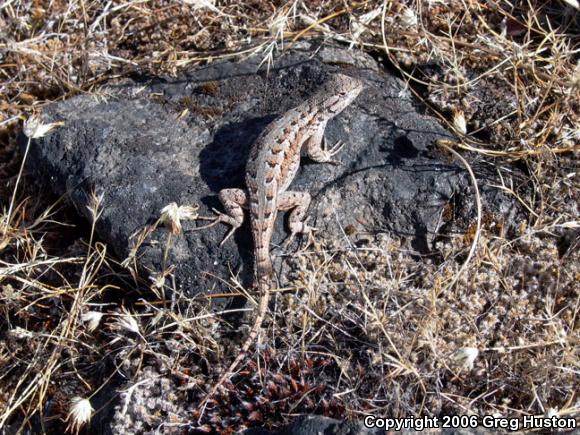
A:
[197,73,364,418]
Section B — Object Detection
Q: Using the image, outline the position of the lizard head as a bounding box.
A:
[315,73,365,116]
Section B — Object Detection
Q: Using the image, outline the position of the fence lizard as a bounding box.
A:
[197,73,364,418]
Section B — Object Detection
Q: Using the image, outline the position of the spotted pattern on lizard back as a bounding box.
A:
[197,73,365,419]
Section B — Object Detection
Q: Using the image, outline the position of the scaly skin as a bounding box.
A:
[197,73,364,419]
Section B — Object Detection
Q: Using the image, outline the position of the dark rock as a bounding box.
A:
[25,42,517,297]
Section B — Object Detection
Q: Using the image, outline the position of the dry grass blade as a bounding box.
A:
[437,139,482,292]
[0,0,578,432]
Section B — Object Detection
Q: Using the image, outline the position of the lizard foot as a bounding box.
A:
[282,219,318,250]
[322,139,346,166]
[328,139,346,156]
[192,208,239,246]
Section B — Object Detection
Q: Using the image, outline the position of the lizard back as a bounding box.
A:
[245,73,365,278]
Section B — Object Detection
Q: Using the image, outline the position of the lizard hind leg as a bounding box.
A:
[195,188,248,246]
[277,191,317,248]
[217,188,248,246]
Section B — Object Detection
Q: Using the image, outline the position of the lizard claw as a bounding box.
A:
[191,219,219,231]
[192,208,223,230]
[282,219,317,250]
[219,225,237,247]
[192,208,239,246]
[318,139,346,165]
[328,140,346,156]
[300,225,318,250]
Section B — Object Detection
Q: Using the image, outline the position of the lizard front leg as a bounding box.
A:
[196,188,247,246]
[304,120,346,164]
[277,191,315,247]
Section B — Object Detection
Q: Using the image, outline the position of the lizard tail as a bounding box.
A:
[197,271,271,422]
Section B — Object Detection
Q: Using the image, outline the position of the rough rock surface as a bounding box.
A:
[26,42,517,298]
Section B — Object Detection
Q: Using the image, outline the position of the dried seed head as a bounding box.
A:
[452,347,479,370]
[182,0,220,13]
[453,110,467,134]
[350,8,381,41]
[82,311,104,333]
[67,397,93,433]
[150,272,166,289]
[160,203,199,235]
[401,7,418,28]
[562,0,579,10]
[114,308,140,335]
[23,114,63,139]
[86,190,104,222]
[9,326,34,339]
[269,13,288,39]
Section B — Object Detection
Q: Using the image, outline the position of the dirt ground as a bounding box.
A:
[0,1,578,434]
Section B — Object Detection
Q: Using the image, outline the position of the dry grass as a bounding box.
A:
[0,0,578,433]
